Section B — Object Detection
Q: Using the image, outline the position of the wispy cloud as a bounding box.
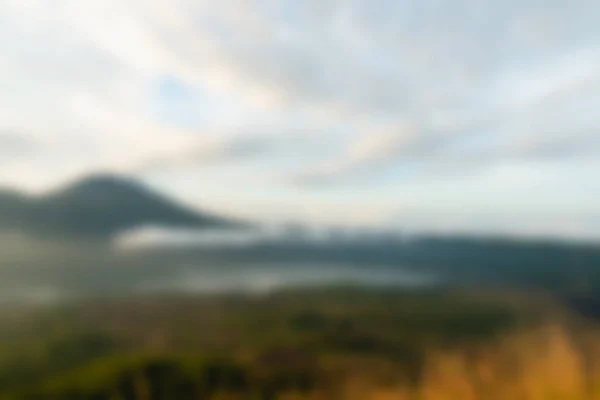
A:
[0,131,40,164]
[287,45,600,186]
[1,0,600,234]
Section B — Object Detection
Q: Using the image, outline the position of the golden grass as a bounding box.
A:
[282,323,600,400]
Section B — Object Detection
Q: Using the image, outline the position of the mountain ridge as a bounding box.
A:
[0,174,241,239]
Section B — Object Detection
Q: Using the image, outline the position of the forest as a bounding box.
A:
[0,287,599,399]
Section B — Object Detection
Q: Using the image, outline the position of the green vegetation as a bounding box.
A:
[0,288,587,399]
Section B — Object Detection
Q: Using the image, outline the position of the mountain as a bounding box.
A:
[0,188,31,230]
[0,174,240,239]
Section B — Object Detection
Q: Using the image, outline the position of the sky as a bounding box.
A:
[0,0,599,239]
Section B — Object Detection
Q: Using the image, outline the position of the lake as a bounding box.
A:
[136,262,440,294]
[0,262,440,305]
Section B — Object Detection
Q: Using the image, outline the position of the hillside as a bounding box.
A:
[0,189,31,230]
[0,289,595,400]
[0,174,238,239]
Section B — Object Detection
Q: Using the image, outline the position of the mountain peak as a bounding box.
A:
[0,174,240,239]
[54,173,144,196]
[71,173,137,188]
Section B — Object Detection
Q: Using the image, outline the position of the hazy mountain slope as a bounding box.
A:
[0,189,31,231]
[0,174,239,239]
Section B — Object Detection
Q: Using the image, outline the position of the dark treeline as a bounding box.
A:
[140,234,600,293]
[1,231,598,301]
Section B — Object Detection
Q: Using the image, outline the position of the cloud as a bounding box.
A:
[133,134,275,173]
[0,131,36,152]
[287,120,422,185]
[126,117,332,175]
[3,1,599,175]
[0,131,41,166]
[1,0,600,233]
[287,44,600,186]
[393,209,600,242]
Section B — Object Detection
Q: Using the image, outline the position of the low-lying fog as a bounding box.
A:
[0,228,439,305]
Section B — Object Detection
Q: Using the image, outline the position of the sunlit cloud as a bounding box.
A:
[0,0,599,235]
